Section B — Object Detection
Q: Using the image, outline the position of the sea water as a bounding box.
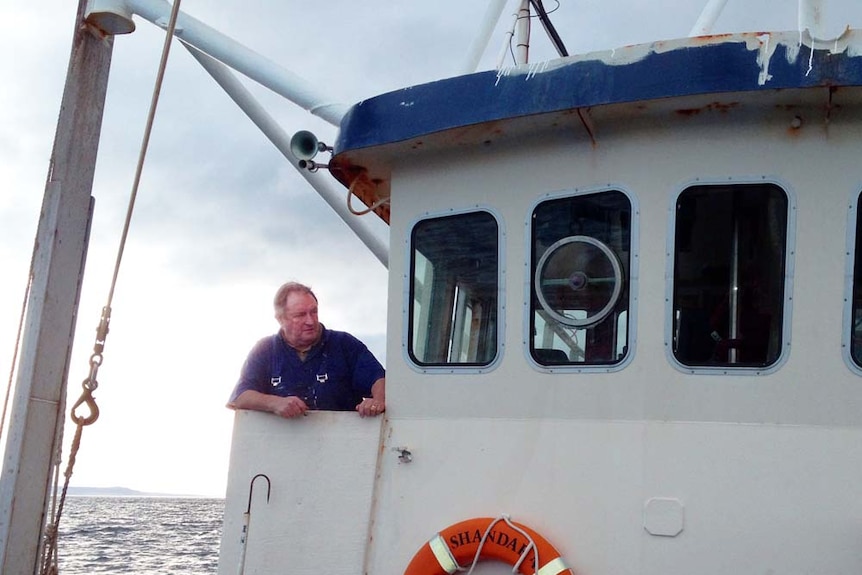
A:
[56,496,223,574]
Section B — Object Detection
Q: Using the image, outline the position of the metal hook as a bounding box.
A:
[246,473,271,513]
[70,384,100,426]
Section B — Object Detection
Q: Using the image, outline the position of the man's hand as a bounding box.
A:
[230,390,308,418]
[271,395,309,418]
[356,397,385,418]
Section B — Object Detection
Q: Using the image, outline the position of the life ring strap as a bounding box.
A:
[429,534,460,574]
[537,556,569,575]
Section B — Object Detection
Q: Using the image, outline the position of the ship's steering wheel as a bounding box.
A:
[534,235,623,328]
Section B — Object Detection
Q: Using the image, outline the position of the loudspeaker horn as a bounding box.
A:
[290,130,322,161]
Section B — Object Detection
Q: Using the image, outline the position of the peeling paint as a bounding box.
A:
[784,41,802,66]
[495,66,514,87]
[524,60,550,81]
[755,33,775,85]
[487,29,862,90]
[337,29,862,161]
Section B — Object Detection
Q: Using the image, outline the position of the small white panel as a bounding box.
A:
[643,497,685,537]
[218,410,383,575]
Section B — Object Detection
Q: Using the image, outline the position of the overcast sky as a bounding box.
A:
[1,1,860,497]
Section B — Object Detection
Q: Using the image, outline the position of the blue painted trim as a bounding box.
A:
[335,36,862,155]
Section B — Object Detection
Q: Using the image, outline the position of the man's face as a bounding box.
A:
[280,291,321,349]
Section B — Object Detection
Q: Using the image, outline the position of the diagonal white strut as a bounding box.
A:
[85,0,389,267]
[690,0,730,36]
[183,43,389,268]
[691,0,830,40]
[86,0,348,126]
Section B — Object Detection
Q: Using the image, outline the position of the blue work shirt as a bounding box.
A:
[229,325,385,411]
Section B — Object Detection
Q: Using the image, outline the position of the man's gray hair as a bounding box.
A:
[273,281,317,320]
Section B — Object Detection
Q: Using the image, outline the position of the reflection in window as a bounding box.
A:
[409,211,499,366]
[672,184,787,368]
[531,191,632,366]
[851,192,862,367]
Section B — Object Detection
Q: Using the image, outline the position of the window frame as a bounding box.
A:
[403,206,506,374]
[524,186,640,374]
[842,188,862,375]
[665,177,796,376]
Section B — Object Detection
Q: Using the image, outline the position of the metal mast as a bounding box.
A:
[0,1,113,571]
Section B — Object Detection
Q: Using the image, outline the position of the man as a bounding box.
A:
[228,281,385,418]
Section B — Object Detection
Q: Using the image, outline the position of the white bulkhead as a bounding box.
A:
[222,32,862,574]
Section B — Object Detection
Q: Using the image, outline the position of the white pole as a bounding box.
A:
[185,44,389,268]
[236,510,251,575]
[461,0,510,74]
[689,0,730,36]
[799,0,824,39]
[116,0,348,126]
[515,0,530,64]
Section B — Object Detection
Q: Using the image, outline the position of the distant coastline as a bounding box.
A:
[67,486,220,498]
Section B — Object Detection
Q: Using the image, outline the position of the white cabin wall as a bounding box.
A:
[368,418,862,574]
[369,418,648,574]
[371,90,862,574]
[384,94,862,428]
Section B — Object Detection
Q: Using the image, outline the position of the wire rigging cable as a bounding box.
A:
[529,0,568,57]
[39,2,185,573]
[505,0,568,66]
[0,263,34,447]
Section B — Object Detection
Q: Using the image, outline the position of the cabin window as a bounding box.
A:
[671,183,787,368]
[409,210,499,366]
[849,192,862,368]
[530,190,632,366]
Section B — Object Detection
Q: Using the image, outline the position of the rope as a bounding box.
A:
[347,177,390,216]
[0,270,33,445]
[463,515,540,575]
[38,2,184,572]
[0,176,47,444]
[40,424,85,575]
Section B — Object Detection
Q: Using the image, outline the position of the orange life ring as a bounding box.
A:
[403,516,573,575]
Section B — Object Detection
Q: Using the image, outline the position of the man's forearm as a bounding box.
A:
[370,378,385,402]
[230,389,276,412]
